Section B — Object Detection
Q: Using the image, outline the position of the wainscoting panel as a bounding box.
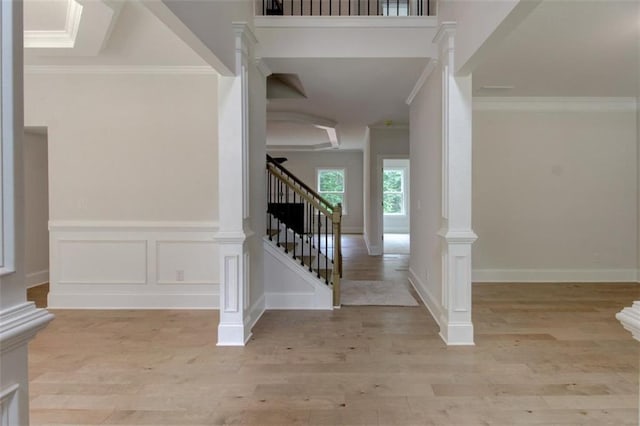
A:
[49,222,220,309]
[156,241,218,285]
[58,240,148,285]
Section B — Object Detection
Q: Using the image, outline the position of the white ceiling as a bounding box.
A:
[24,0,69,31]
[24,0,208,67]
[265,57,428,125]
[474,0,640,97]
[265,57,426,150]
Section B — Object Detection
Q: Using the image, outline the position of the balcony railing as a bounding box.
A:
[259,0,434,16]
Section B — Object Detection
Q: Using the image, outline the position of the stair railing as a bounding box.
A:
[266,155,342,306]
[259,0,433,16]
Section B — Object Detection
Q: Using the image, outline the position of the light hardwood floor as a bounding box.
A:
[28,236,640,425]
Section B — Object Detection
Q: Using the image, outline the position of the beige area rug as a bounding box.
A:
[341,280,419,306]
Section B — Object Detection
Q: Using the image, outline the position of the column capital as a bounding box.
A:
[433,22,456,47]
[437,228,478,244]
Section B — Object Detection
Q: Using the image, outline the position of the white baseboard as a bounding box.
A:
[472,268,639,283]
[48,292,219,309]
[26,270,49,288]
[247,294,266,330]
[341,226,363,234]
[408,268,441,327]
[265,292,332,310]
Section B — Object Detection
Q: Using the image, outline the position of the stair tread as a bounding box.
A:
[267,229,280,237]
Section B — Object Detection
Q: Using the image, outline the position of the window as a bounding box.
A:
[383,168,405,215]
[380,0,409,16]
[317,168,345,212]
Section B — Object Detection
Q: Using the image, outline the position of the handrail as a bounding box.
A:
[267,155,335,211]
[268,163,333,217]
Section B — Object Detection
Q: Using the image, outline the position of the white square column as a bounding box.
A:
[435,23,477,346]
[216,24,256,346]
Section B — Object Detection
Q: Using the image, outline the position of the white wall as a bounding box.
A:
[158,0,253,75]
[473,106,638,282]
[383,158,410,234]
[408,68,442,320]
[24,72,220,308]
[248,59,267,321]
[268,150,364,233]
[438,0,539,74]
[23,130,49,287]
[365,127,410,254]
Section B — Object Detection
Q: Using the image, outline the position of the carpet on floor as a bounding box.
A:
[341,280,419,306]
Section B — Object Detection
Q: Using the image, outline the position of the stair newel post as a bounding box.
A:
[332,204,342,306]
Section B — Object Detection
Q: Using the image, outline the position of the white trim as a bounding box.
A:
[473,97,638,112]
[24,0,83,49]
[255,58,272,78]
[254,16,437,28]
[49,220,218,233]
[48,292,219,309]
[265,292,333,310]
[367,244,382,256]
[406,59,438,105]
[268,112,337,129]
[26,269,49,288]
[267,143,334,151]
[24,65,216,75]
[472,269,639,283]
[246,294,265,330]
[341,226,363,234]
[617,301,640,342]
[408,267,441,327]
[0,302,54,354]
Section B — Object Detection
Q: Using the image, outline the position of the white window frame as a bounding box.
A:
[316,167,347,215]
[382,167,406,216]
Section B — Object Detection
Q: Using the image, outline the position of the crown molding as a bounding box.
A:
[267,143,334,152]
[255,58,272,78]
[406,59,438,105]
[473,97,638,112]
[24,0,83,49]
[24,65,217,75]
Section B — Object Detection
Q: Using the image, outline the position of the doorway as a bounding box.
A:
[382,158,410,255]
[24,127,50,308]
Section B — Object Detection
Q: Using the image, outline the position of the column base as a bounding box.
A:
[439,315,475,346]
[217,323,252,346]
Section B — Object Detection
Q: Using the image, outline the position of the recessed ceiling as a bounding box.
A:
[24,0,69,31]
[267,121,333,150]
[474,0,640,97]
[24,1,208,67]
[265,57,428,125]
